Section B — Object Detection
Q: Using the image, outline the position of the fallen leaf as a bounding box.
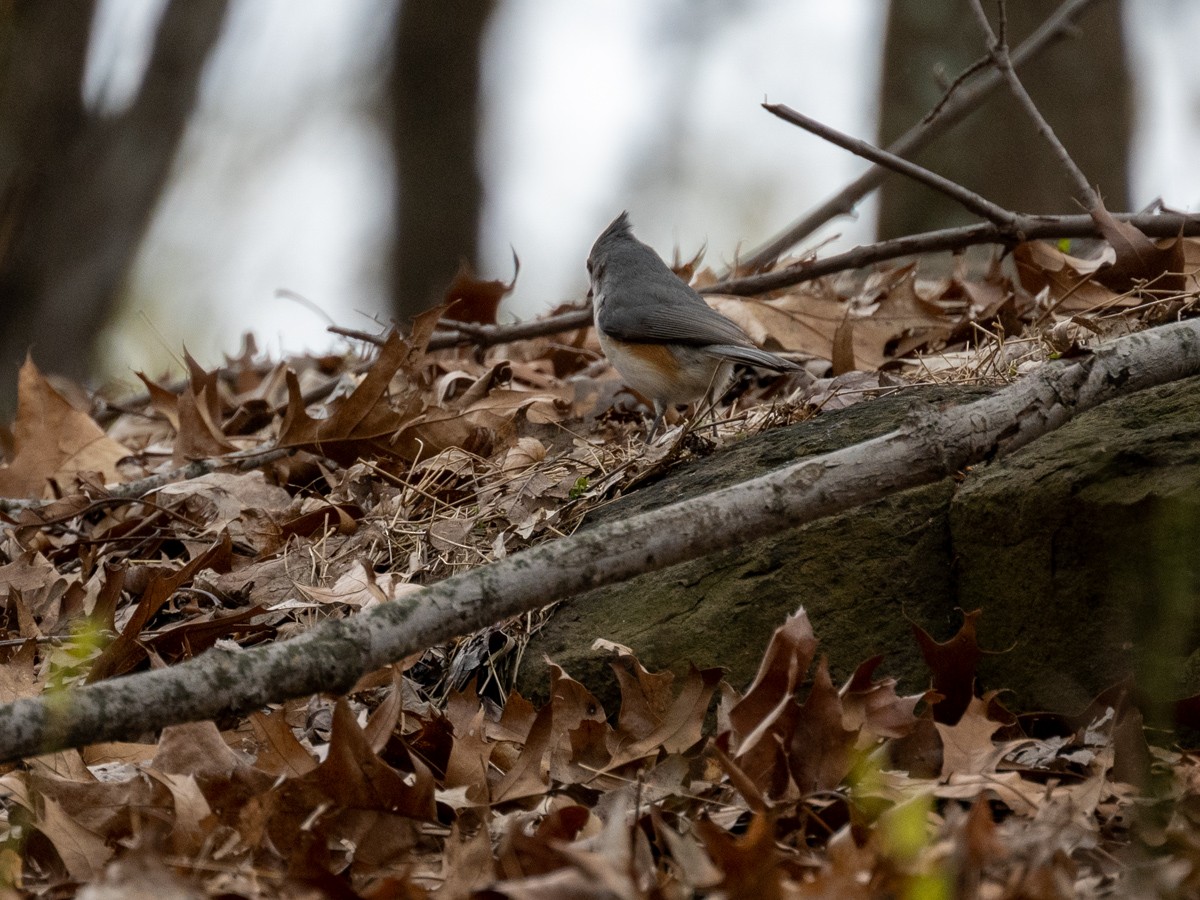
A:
[0,358,132,498]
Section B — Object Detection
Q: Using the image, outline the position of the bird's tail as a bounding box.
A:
[704,343,802,372]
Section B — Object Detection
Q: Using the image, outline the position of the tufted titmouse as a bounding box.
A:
[588,211,800,438]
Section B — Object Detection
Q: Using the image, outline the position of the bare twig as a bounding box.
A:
[0,446,293,515]
[1,316,1199,761]
[968,0,1097,208]
[740,0,1103,270]
[327,325,388,347]
[708,211,1200,296]
[331,308,593,352]
[428,308,592,350]
[925,54,993,123]
[763,103,1019,229]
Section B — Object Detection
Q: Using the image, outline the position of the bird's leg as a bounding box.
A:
[645,400,667,444]
[695,364,729,438]
[694,392,720,439]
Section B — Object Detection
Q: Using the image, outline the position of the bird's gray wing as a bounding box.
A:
[598,277,756,348]
[599,286,799,369]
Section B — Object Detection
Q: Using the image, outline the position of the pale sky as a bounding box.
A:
[84,0,1200,386]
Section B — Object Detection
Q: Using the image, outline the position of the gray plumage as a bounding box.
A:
[587,212,799,438]
[588,211,798,372]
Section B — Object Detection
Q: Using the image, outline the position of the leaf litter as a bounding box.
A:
[0,232,1197,895]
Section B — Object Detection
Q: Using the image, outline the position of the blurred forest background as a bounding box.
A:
[0,0,1195,419]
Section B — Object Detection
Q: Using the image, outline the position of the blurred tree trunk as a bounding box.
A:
[876,0,1131,240]
[390,0,495,323]
[0,0,229,419]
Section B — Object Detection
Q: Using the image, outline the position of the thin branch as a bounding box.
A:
[327,325,388,347]
[428,308,593,350]
[1,316,1199,761]
[968,0,1097,208]
[0,447,292,515]
[763,103,1019,229]
[739,0,1103,271]
[708,211,1200,296]
[925,54,993,123]
[331,308,594,352]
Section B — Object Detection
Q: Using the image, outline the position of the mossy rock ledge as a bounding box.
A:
[514,376,1200,716]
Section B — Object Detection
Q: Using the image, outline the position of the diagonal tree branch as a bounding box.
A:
[739,0,1103,271]
[762,103,1019,229]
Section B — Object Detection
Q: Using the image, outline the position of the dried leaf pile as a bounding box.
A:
[0,232,1197,897]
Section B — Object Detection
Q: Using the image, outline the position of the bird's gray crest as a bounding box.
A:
[589,211,634,265]
[601,210,631,240]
